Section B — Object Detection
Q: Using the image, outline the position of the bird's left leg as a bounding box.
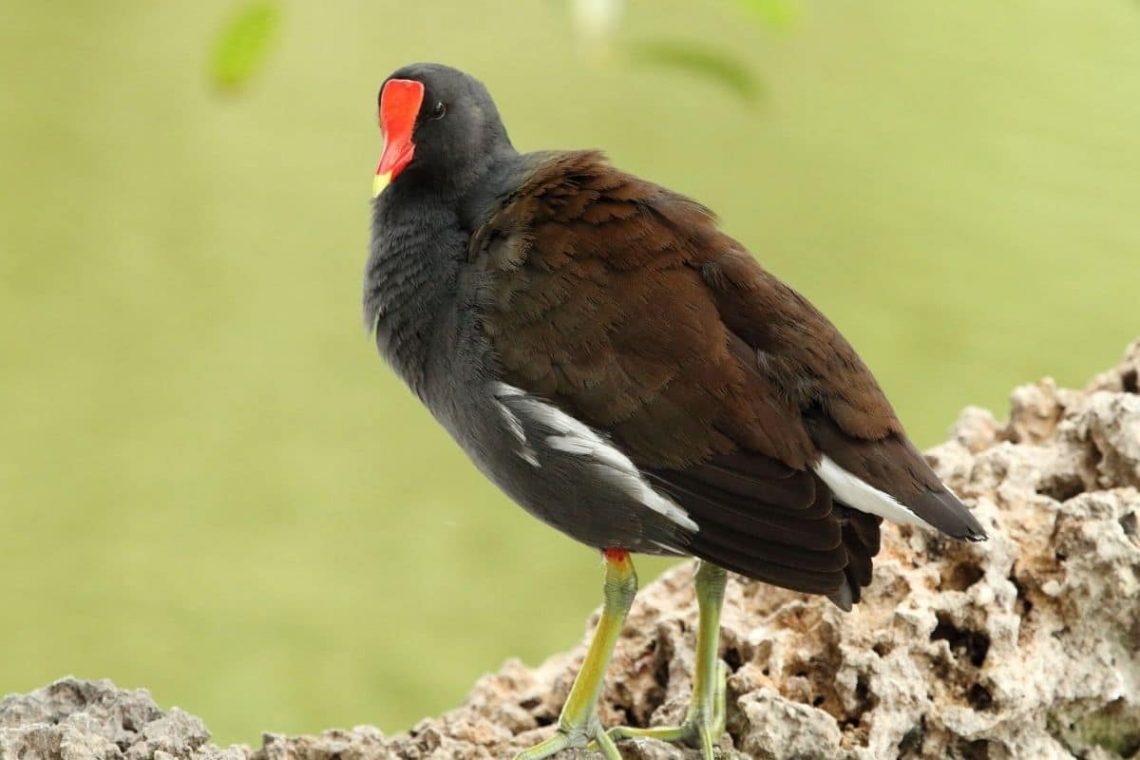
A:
[607,561,728,758]
[514,548,638,760]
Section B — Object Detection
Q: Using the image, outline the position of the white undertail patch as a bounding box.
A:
[813,455,928,528]
[491,383,698,532]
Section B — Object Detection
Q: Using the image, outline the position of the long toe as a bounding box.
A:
[608,716,726,760]
[608,662,730,759]
[516,723,623,760]
[513,730,574,760]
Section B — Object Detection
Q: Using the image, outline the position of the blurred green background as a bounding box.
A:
[1,0,1137,747]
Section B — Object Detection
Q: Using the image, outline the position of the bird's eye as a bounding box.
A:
[430,101,447,120]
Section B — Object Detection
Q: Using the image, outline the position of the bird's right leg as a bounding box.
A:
[513,548,638,760]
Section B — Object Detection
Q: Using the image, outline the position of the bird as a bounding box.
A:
[364,62,987,760]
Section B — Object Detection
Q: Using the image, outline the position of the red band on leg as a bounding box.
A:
[603,548,630,563]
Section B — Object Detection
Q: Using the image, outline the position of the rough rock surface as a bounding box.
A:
[0,678,245,760]
[4,343,1139,760]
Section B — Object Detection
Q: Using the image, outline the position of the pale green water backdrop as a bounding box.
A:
[1,0,1137,745]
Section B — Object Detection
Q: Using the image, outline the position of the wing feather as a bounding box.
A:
[472,151,982,607]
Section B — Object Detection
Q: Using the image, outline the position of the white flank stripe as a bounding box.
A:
[497,403,527,444]
[493,383,526,398]
[492,383,698,532]
[492,387,540,467]
[813,455,928,528]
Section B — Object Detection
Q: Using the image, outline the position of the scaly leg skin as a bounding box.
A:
[607,561,729,759]
[514,549,638,760]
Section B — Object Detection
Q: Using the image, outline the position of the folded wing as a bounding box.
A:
[471,151,983,607]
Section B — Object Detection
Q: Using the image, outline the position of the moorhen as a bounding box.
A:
[364,63,986,760]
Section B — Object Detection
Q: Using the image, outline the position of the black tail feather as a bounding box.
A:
[650,453,884,608]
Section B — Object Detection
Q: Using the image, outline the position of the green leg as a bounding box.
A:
[608,561,728,759]
[514,549,638,760]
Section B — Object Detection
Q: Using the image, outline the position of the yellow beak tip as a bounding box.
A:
[372,172,391,198]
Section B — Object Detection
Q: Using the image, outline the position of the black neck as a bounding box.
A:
[365,193,458,398]
[364,147,520,399]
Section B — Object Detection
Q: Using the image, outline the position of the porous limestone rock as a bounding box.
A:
[4,343,1139,759]
[0,678,244,760]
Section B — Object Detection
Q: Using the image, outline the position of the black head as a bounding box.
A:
[372,63,513,198]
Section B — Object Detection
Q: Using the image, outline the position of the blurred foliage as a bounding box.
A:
[629,40,762,103]
[210,0,771,102]
[571,0,775,101]
[733,0,799,28]
[210,1,281,91]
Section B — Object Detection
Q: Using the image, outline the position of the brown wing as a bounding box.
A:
[471,151,977,604]
[700,251,986,540]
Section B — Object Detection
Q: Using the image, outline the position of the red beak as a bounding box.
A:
[374,79,425,195]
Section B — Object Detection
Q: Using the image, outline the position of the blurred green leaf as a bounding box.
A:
[628,40,762,104]
[734,0,798,29]
[209,1,282,92]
